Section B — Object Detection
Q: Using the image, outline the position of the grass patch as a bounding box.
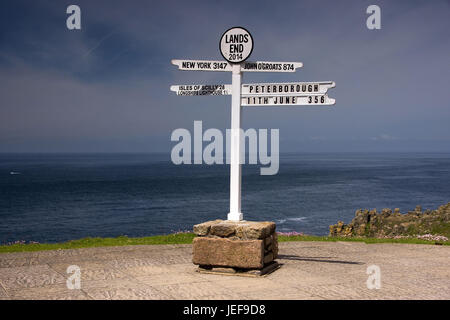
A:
[1,233,448,254]
[430,222,450,238]
[0,233,196,254]
[277,234,449,245]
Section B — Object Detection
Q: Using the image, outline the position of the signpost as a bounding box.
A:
[171,27,336,221]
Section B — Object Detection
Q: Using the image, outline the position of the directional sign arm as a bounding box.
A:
[171,59,303,73]
[170,81,336,97]
[170,84,233,96]
[241,61,303,72]
[241,94,335,106]
[171,59,232,71]
[241,81,335,95]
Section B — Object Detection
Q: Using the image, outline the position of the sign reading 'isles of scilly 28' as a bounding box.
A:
[170,84,232,96]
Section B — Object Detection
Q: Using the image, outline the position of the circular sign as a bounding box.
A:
[219,27,253,64]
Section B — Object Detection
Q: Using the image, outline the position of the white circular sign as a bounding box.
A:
[220,27,253,64]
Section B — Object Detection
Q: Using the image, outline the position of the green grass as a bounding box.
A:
[277,234,449,245]
[0,233,448,254]
[0,233,196,253]
[430,222,450,238]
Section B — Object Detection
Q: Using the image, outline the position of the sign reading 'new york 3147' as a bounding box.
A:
[170,81,335,97]
[170,27,336,221]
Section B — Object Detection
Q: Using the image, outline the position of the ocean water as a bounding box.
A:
[1,153,450,244]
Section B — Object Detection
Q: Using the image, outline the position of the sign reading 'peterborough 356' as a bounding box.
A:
[241,81,335,95]
[170,27,336,221]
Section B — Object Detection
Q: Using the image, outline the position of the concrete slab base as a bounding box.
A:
[196,261,281,278]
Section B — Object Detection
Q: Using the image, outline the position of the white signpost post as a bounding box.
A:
[171,27,336,222]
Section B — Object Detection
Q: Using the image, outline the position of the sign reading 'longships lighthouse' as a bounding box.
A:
[170,27,336,221]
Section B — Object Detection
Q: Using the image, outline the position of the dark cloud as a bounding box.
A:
[0,0,449,152]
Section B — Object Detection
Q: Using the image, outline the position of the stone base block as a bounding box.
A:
[192,220,278,270]
[193,237,264,269]
[193,220,275,240]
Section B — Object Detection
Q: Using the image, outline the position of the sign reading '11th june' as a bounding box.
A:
[170,27,336,221]
[242,94,335,106]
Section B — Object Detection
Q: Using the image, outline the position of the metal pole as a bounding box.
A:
[227,63,243,221]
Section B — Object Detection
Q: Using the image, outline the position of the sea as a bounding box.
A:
[1,153,450,244]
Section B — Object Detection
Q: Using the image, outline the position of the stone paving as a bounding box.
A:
[0,241,449,300]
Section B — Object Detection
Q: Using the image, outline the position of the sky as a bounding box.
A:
[0,0,449,153]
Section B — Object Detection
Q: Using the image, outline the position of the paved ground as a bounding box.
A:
[0,241,449,300]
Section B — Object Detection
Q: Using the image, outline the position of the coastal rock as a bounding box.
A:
[329,203,450,239]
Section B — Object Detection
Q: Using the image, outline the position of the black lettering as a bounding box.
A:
[244,63,257,70]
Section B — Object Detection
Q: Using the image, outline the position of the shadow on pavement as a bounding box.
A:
[278,254,364,265]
